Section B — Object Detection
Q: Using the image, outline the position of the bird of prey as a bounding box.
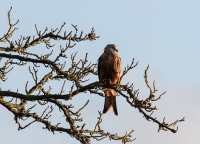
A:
[98,44,122,115]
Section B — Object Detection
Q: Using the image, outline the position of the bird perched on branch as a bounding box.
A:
[98,44,122,115]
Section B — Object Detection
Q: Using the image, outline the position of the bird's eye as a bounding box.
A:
[114,47,118,52]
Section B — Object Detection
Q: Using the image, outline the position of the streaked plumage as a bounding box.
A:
[98,44,121,115]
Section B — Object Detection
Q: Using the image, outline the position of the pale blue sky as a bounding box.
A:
[0,0,200,144]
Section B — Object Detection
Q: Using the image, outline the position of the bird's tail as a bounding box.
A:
[103,89,118,115]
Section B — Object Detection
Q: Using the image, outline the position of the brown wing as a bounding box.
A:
[98,54,104,82]
[111,54,121,84]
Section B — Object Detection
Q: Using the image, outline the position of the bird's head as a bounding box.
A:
[104,44,118,54]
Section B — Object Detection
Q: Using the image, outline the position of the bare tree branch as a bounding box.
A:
[0,7,183,144]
